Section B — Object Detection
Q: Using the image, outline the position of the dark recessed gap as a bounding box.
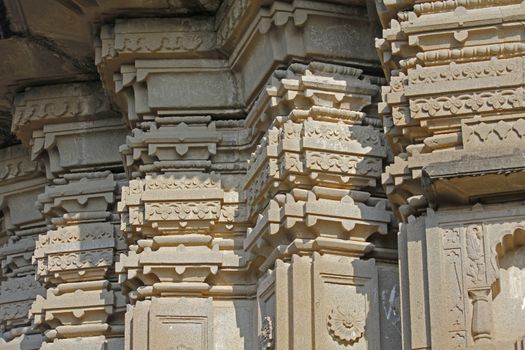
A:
[0,0,13,39]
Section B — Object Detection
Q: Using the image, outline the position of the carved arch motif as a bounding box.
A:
[491,226,525,296]
[495,227,525,259]
[490,226,525,347]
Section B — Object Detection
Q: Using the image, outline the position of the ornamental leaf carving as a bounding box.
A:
[464,119,525,145]
[47,225,113,245]
[410,88,525,118]
[465,224,486,287]
[0,300,33,321]
[145,176,219,190]
[146,202,220,221]
[0,158,39,181]
[306,152,381,176]
[0,275,42,294]
[304,122,383,147]
[47,249,113,271]
[413,0,520,16]
[409,60,518,84]
[216,0,249,45]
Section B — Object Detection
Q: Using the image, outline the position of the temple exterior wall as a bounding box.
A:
[0,0,523,349]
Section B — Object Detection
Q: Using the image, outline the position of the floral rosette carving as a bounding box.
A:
[327,305,365,345]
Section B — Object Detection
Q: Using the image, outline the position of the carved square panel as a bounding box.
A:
[150,297,213,350]
[154,316,206,350]
[313,254,380,350]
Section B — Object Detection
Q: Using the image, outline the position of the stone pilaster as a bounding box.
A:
[12,82,128,350]
[102,18,257,348]
[243,61,392,350]
[0,145,46,350]
[376,0,525,348]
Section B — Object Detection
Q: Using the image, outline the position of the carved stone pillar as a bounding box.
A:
[96,1,400,348]
[376,0,525,348]
[12,82,128,350]
[244,62,392,349]
[468,288,493,345]
[0,145,46,349]
[98,16,256,350]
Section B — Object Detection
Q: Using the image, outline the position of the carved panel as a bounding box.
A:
[421,206,525,348]
[313,255,380,350]
[441,227,467,348]
[410,88,525,119]
[150,298,213,350]
[12,82,113,144]
[408,59,521,86]
[256,270,276,350]
[462,118,525,150]
[465,224,487,288]
[145,202,221,221]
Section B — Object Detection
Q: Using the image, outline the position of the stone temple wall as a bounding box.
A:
[0,0,523,349]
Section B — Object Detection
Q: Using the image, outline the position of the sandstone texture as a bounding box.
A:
[0,0,522,349]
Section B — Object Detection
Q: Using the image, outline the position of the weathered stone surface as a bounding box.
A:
[12,0,525,349]
[0,145,46,349]
[90,1,395,347]
[376,0,525,348]
[9,81,128,350]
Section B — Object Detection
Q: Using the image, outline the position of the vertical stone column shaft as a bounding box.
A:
[12,82,128,350]
[0,145,46,350]
[376,0,525,348]
[94,1,401,348]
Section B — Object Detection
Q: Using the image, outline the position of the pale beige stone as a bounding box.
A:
[16,0,525,348]
[9,82,128,349]
[376,0,525,348]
